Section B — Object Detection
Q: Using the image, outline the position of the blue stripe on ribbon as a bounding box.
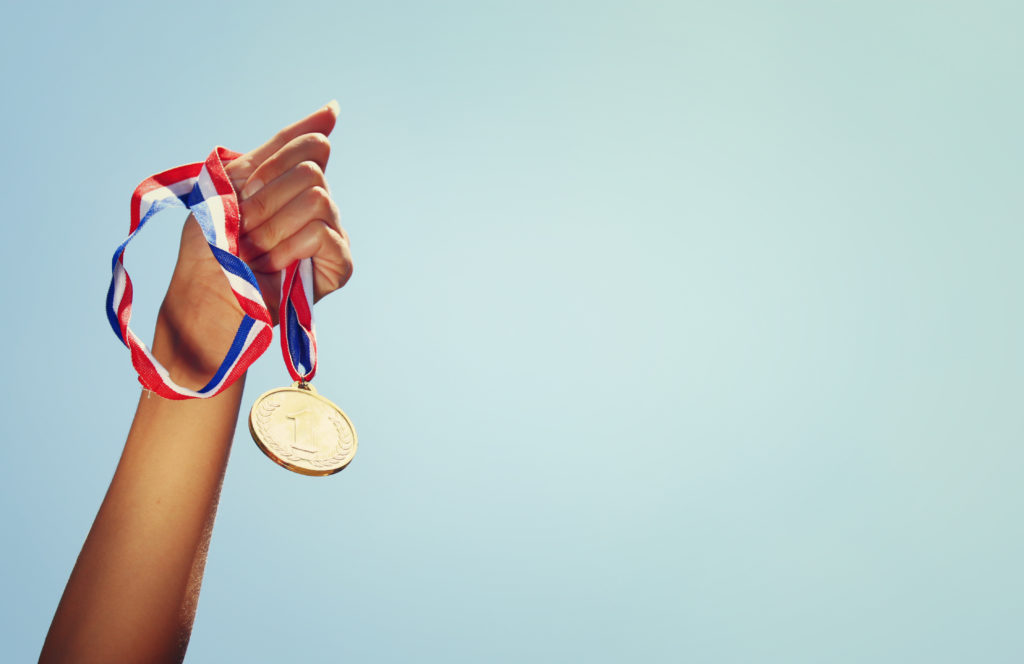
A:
[105,269,126,345]
[107,242,131,345]
[138,195,186,234]
[197,315,256,394]
[209,245,261,290]
[110,241,128,273]
[188,182,219,246]
[285,301,311,376]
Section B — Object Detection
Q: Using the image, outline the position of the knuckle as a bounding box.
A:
[269,247,289,272]
[303,132,331,161]
[313,218,333,236]
[301,132,331,159]
[320,221,354,287]
[339,254,354,287]
[297,160,325,185]
[308,185,332,208]
[326,197,341,225]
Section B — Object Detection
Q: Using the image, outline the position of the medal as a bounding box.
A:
[248,259,357,476]
[249,382,356,476]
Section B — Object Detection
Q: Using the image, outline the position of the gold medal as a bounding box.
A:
[248,381,357,476]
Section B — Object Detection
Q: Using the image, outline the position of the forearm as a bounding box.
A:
[41,325,244,663]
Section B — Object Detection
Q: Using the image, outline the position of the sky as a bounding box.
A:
[2,0,1023,661]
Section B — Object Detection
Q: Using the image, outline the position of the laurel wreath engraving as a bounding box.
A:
[254,397,355,469]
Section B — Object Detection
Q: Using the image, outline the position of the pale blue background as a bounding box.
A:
[2,1,1022,662]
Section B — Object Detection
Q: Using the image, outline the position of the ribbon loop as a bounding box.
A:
[106,148,274,399]
[279,259,318,382]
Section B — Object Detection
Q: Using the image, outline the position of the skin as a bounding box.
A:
[39,103,353,664]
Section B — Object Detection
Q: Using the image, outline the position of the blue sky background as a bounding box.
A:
[2,1,1023,661]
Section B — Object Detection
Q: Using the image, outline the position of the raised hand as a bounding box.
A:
[229,100,353,307]
[157,103,352,388]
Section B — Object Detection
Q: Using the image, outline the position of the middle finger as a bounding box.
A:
[239,186,338,262]
[240,160,328,234]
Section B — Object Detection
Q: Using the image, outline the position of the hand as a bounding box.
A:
[155,102,353,388]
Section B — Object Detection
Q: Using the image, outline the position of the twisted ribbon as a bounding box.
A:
[280,259,317,382]
[106,147,318,398]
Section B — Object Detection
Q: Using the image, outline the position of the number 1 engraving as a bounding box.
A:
[286,408,316,454]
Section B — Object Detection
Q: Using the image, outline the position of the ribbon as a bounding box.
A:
[280,258,318,382]
[106,147,317,399]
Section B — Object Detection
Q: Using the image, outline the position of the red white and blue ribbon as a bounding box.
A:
[280,259,317,382]
[106,147,319,399]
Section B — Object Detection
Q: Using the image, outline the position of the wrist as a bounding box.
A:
[151,307,220,391]
[151,249,250,391]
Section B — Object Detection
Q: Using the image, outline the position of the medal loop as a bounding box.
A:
[106,147,274,399]
[279,259,318,382]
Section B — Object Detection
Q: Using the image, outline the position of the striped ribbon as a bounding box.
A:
[106,147,317,398]
[279,258,317,382]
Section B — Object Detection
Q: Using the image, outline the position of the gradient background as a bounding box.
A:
[2,1,1023,662]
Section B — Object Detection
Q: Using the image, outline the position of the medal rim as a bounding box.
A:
[248,384,358,477]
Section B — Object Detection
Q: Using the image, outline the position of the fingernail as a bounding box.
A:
[241,178,263,201]
[326,99,339,115]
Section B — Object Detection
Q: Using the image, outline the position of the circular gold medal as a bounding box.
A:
[248,382,357,476]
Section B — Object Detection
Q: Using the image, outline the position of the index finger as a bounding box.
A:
[227,101,339,185]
